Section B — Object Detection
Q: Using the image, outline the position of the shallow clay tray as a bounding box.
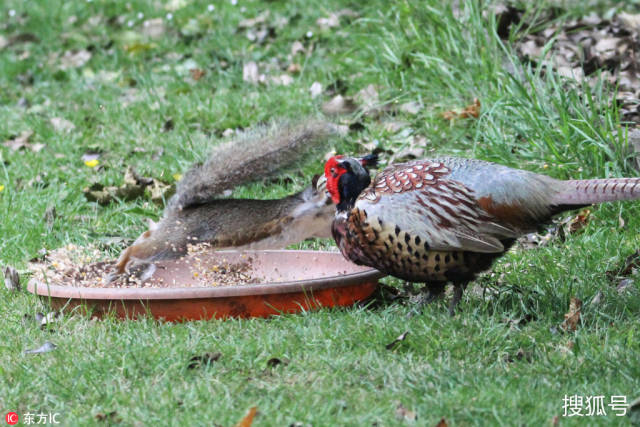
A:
[27,250,384,321]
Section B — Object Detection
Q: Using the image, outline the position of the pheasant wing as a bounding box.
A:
[356,161,517,253]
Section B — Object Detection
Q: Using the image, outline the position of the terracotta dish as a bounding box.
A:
[27,250,384,321]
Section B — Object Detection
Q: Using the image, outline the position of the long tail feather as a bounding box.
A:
[552,178,640,205]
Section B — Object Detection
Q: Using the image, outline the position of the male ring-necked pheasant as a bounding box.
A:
[324,155,640,315]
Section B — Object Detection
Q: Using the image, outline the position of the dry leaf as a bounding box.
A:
[287,63,301,74]
[395,403,416,422]
[187,352,221,369]
[434,417,448,427]
[566,209,591,233]
[84,168,157,205]
[356,84,379,110]
[619,12,640,32]
[190,68,205,81]
[316,9,358,29]
[95,411,122,423]
[442,98,481,120]
[616,278,634,294]
[510,11,640,124]
[382,120,408,133]
[291,41,305,56]
[606,250,640,281]
[242,61,260,84]
[4,266,20,291]
[560,297,582,332]
[2,130,34,151]
[310,81,323,98]
[59,49,91,69]
[317,13,340,29]
[238,11,270,29]
[385,330,409,350]
[50,117,76,133]
[147,180,175,205]
[234,407,257,427]
[322,94,358,115]
[142,18,166,39]
[271,74,293,86]
[24,341,57,354]
[398,101,422,115]
[266,357,288,368]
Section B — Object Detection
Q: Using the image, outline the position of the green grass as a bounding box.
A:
[1,0,639,425]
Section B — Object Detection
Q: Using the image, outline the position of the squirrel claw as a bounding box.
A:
[104,271,120,284]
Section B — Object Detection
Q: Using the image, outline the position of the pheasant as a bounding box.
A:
[324,155,640,315]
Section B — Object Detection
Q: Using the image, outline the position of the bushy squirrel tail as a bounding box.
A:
[169,119,339,210]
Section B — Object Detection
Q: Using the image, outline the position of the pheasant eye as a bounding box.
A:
[330,167,337,177]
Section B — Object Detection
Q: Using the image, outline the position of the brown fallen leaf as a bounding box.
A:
[395,403,416,422]
[95,411,122,423]
[2,130,35,151]
[560,297,582,332]
[566,209,591,234]
[291,41,305,56]
[616,278,634,294]
[146,179,175,205]
[356,84,379,110]
[435,417,448,427]
[271,74,293,86]
[142,18,166,39]
[309,81,323,98]
[322,94,358,115]
[238,11,270,29]
[442,98,481,120]
[190,68,205,81]
[59,49,91,69]
[316,9,359,29]
[605,250,640,281]
[398,101,422,115]
[386,330,409,350]
[50,117,76,133]
[266,357,288,368]
[187,352,221,369]
[242,61,260,84]
[234,407,257,427]
[84,167,158,205]
[287,63,301,74]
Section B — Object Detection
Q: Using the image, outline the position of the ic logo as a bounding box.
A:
[5,412,18,425]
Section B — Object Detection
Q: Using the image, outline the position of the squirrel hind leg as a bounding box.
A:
[113,246,133,275]
[111,228,156,276]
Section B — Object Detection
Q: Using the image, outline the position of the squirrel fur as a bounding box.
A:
[114,120,338,274]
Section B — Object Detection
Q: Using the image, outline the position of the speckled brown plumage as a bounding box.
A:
[325,155,640,315]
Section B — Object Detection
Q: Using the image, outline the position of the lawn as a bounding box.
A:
[1,0,639,425]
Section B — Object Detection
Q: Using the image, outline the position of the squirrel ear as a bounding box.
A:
[311,174,320,189]
[359,153,378,169]
[148,219,158,231]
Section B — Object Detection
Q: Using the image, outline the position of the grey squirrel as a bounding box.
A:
[114,119,338,274]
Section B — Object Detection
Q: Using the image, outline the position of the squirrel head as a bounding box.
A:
[324,154,378,211]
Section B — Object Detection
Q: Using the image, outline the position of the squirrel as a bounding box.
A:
[113,119,339,275]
